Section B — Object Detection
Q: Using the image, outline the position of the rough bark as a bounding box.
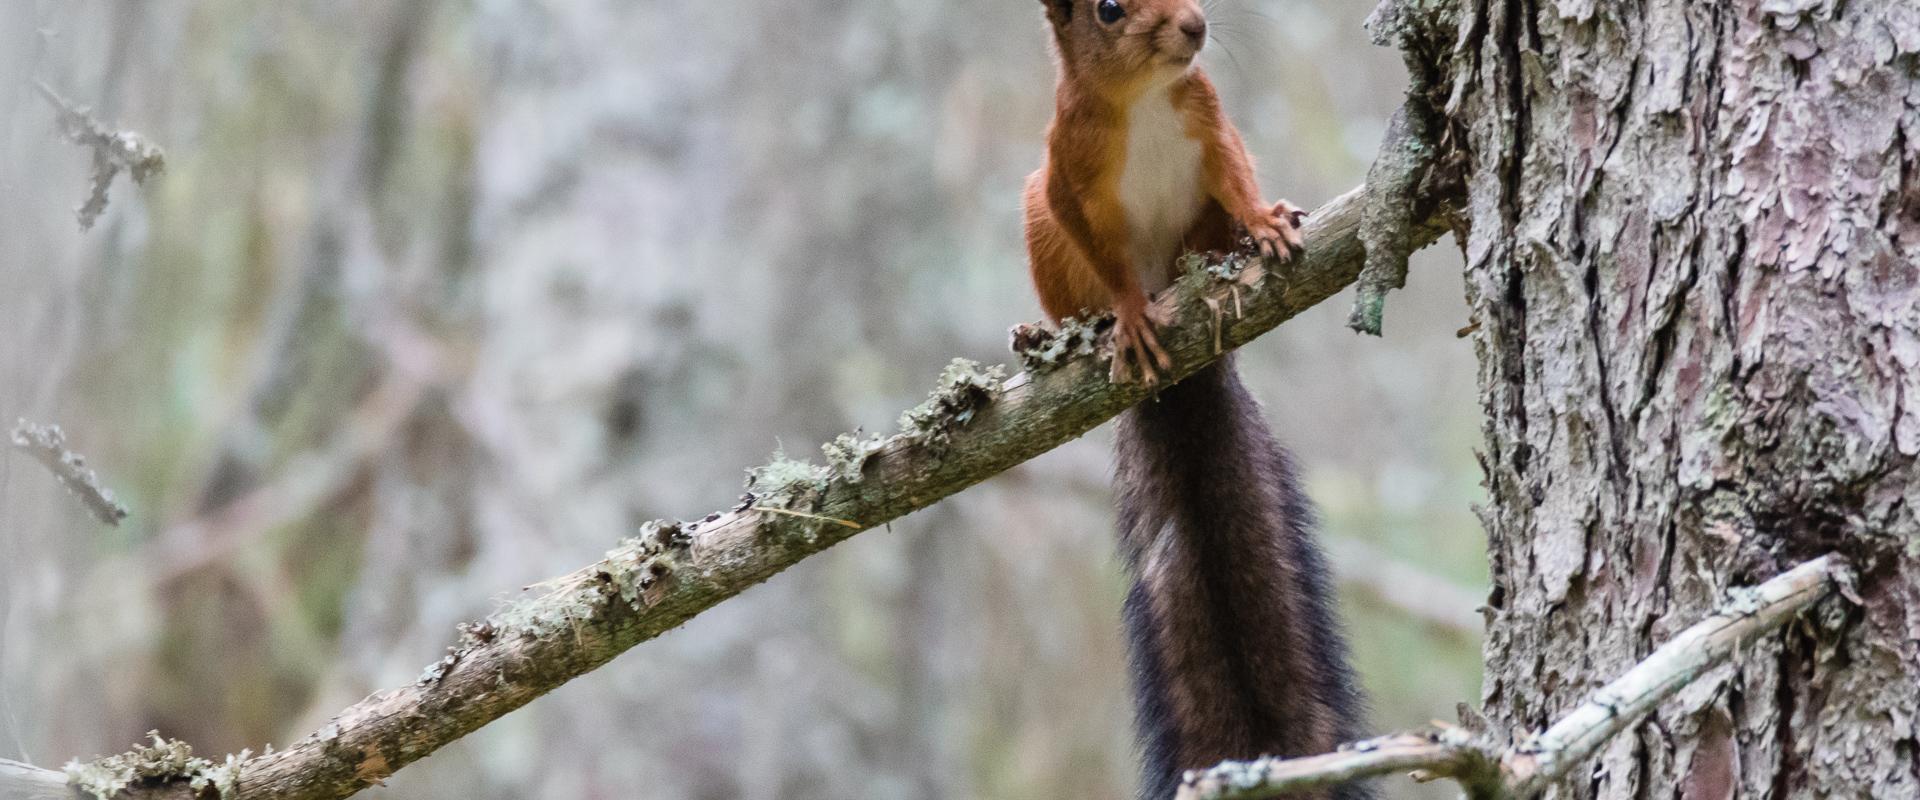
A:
[1174,554,1848,800]
[1422,0,1920,795]
[0,186,1448,800]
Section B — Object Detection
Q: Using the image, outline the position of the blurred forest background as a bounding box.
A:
[0,1,1484,798]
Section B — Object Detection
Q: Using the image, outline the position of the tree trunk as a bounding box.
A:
[1432,0,1920,795]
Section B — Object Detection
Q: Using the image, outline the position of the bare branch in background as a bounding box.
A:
[146,321,449,584]
[1176,554,1848,800]
[1326,538,1482,639]
[33,81,165,230]
[1015,451,1486,638]
[0,756,70,800]
[0,184,1453,800]
[9,419,128,526]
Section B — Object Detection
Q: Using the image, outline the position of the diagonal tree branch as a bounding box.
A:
[1326,538,1483,638]
[1175,554,1848,800]
[2,184,1451,800]
[9,419,129,526]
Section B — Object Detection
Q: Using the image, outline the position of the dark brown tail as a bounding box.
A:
[1114,356,1371,800]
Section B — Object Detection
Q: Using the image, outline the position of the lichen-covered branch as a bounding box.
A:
[1174,732,1497,800]
[1177,554,1848,800]
[33,81,166,230]
[1347,0,1464,335]
[0,184,1447,800]
[1349,104,1432,336]
[9,419,129,526]
[1499,555,1847,795]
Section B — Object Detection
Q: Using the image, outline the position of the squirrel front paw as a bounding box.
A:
[1244,199,1307,263]
[1110,296,1173,385]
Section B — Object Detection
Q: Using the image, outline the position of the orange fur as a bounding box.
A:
[1022,10,1371,799]
[1025,0,1302,381]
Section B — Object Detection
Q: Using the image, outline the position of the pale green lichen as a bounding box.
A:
[593,521,694,610]
[635,519,691,554]
[599,544,652,608]
[897,358,1007,448]
[822,431,888,482]
[418,652,459,685]
[194,751,247,797]
[64,732,245,799]
[455,619,498,649]
[484,573,610,641]
[1010,318,1102,373]
[477,533,677,639]
[1199,250,1263,286]
[744,448,829,509]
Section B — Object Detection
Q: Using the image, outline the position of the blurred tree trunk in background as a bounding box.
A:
[1425,0,1920,794]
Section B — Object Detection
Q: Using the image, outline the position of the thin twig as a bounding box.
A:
[1326,538,1483,638]
[1175,732,1494,800]
[8,419,128,526]
[145,328,443,585]
[1176,554,1847,800]
[1501,554,1845,794]
[33,81,165,230]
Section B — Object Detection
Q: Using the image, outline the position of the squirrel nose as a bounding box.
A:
[1179,17,1207,48]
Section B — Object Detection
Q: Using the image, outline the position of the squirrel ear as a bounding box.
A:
[1045,0,1073,23]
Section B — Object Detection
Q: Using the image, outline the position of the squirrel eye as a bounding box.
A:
[1097,0,1126,24]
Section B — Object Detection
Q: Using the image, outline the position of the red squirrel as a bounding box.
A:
[1023,2,1371,798]
[1023,0,1304,382]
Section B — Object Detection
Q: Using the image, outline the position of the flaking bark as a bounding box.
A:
[1396,0,1920,794]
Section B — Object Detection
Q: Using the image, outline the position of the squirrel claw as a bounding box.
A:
[1273,198,1308,226]
[1249,200,1307,263]
[1274,199,1307,258]
[1110,301,1173,385]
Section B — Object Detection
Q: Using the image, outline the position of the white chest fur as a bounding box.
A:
[1116,89,1206,293]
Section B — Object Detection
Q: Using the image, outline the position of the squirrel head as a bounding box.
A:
[1041,0,1208,91]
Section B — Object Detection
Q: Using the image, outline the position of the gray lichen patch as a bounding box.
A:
[483,569,618,641]
[455,619,498,648]
[418,652,460,685]
[822,431,888,482]
[896,358,1007,449]
[598,521,692,609]
[1196,251,1264,288]
[744,449,829,510]
[34,81,167,230]
[65,732,245,799]
[441,520,699,664]
[1172,249,1271,353]
[1009,318,1103,373]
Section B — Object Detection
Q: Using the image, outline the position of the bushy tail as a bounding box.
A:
[1114,357,1371,800]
